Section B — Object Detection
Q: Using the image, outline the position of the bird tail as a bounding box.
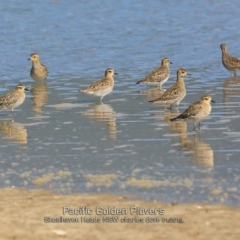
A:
[170,117,178,122]
[79,88,87,93]
[136,79,144,84]
[149,99,158,103]
[170,114,187,122]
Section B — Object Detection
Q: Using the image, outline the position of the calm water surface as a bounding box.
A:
[0,0,240,206]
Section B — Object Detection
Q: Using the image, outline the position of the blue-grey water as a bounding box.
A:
[0,0,239,207]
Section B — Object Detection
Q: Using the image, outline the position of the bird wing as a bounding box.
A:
[150,84,180,103]
[147,67,168,81]
[42,64,49,73]
[138,66,168,83]
[175,101,202,120]
[82,78,111,92]
[0,91,19,108]
[160,85,181,101]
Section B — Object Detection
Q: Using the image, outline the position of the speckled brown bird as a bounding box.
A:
[170,94,215,131]
[28,53,48,81]
[149,68,188,108]
[220,43,240,77]
[136,57,172,88]
[79,68,117,102]
[0,84,29,111]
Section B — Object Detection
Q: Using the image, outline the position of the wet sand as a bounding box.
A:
[0,188,239,239]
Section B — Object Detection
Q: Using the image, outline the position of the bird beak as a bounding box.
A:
[211,100,215,103]
[170,62,173,64]
[25,88,30,91]
[27,58,31,61]
[114,72,118,75]
[187,73,191,76]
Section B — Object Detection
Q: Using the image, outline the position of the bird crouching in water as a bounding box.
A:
[170,94,215,131]
[0,84,29,112]
[28,53,48,81]
[79,68,117,102]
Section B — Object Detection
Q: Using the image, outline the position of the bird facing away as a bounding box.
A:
[170,94,215,131]
[136,57,172,88]
[0,84,29,112]
[220,43,240,77]
[79,68,117,102]
[149,68,188,108]
[28,53,48,81]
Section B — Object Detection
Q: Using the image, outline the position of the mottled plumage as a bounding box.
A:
[0,84,29,111]
[79,68,117,101]
[220,43,240,77]
[149,68,188,108]
[28,53,48,81]
[136,57,172,88]
[170,95,215,131]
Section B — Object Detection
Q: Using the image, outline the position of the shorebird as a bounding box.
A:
[220,43,240,77]
[79,68,117,102]
[28,53,48,81]
[136,57,172,88]
[170,94,215,131]
[0,84,29,112]
[149,68,188,108]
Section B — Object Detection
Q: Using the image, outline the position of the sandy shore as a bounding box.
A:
[0,188,239,240]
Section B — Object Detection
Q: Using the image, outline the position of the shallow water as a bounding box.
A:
[0,0,240,206]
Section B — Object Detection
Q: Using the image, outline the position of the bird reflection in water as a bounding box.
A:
[0,119,27,144]
[30,82,49,115]
[138,87,165,101]
[81,103,117,139]
[168,118,214,167]
[223,77,240,104]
